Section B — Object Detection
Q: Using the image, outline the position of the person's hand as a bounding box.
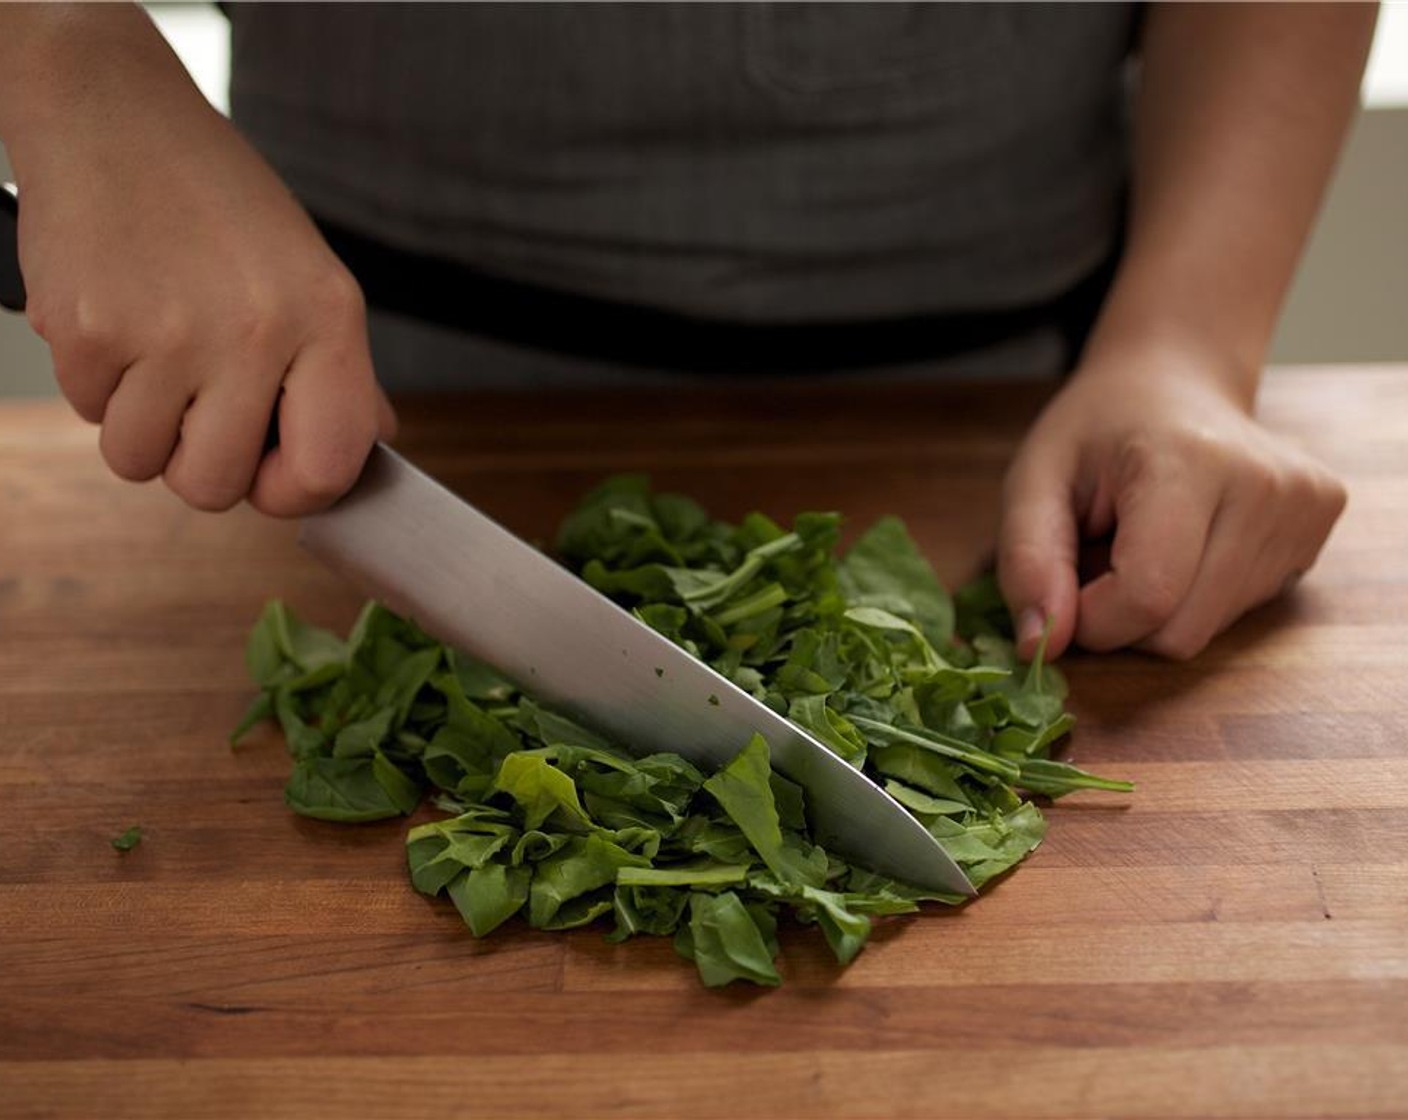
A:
[996,343,1346,661]
[3,6,395,516]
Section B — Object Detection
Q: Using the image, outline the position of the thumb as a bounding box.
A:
[996,448,1081,661]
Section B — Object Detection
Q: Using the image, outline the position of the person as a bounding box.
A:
[0,3,1377,662]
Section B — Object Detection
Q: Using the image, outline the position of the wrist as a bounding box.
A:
[1075,271,1266,412]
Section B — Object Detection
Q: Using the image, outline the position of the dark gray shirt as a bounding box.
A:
[230,3,1136,328]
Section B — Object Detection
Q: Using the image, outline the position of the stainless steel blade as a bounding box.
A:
[300,444,975,897]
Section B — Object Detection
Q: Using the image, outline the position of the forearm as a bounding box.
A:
[0,3,207,170]
[1085,2,1377,406]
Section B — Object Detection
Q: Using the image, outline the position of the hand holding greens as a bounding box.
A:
[235,476,1130,986]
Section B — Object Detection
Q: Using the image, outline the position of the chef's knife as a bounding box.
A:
[302,447,975,896]
[0,184,973,895]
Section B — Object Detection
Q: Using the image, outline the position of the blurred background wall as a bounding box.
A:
[2,2,1405,398]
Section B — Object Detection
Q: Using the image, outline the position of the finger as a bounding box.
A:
[36,299,143,424]
[1136,501,1266,660]
[97,361,190,482]
[48,346,127,425]
[248,336,381,518]
[1075,463,1219,652]
[1143,469,1347,659]
[164,373,281,512]
[997,449,1081,661]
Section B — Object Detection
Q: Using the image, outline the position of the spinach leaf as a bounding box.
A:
[608,885,690,941]
[839,517,955,648]
[676,890,782,988]
[492,752,592,832]
[449,864,531,936]
[285,755,412,822]
[1015,757,1136,798]
[110,826,143,852]
[702,734,825,888]
[528,834,650,928]
[617,862,749,889]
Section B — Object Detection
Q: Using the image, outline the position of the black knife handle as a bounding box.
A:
[0,183,24,312]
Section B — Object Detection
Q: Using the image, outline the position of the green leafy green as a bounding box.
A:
[449,863,531,936]
[702,733,825,888]
[528,833,650,928]
[492,752,592,832]
[839,517,955,649]
[284,754,419,822]
[236,477,1132,987]
[676,890,782,988]
[110,825,143,852]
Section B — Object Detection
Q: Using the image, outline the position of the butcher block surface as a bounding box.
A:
[2,365,1406,1119]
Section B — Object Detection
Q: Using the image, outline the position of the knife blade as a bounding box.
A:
[300,445,975,896]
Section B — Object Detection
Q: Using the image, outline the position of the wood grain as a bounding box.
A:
[2,366,1406,1119]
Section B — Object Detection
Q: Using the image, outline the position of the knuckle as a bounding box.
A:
[51,360,113,424]
[1167,424,1219,462]
[1282,469,1318,508]
[99,431,163,483]
[164,450,253,513]
[194,489,243,514]
[224,308,275,353]
[68,399,107,425]
[288,439,370,505]
[68,296,129,356]
[23,289,77,343]
[23,293,60,342]
[1114,429,1195,494]
[1292,535,1334,579]
[35,299,108,358]
[166,471,245,513]
[245,490,290,519]
[1237,460,1285,508]
[1113,431,1158,485]
[1141,425,1248,491]
[1125,572,1183,626]
[219,290,286,355]
[997,539,1048,591]
[1279,462,1347,540]
[1318,472,1349,518]
[146,307,201,360]
[1145,627,1207,663]
[310,266,366,327]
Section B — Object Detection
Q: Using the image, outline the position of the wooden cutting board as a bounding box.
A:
[2,366,1405,1119]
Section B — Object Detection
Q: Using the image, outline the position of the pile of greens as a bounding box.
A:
[235,476,1130,986]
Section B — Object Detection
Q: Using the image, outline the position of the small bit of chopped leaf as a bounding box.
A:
[111,826,142,852]
[235,476,1132,988]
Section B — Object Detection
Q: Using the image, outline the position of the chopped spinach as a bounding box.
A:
[110,826,143,852]
[236,477,1131,986]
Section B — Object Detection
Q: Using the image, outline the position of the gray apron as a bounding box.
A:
[228,3,1137,388]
